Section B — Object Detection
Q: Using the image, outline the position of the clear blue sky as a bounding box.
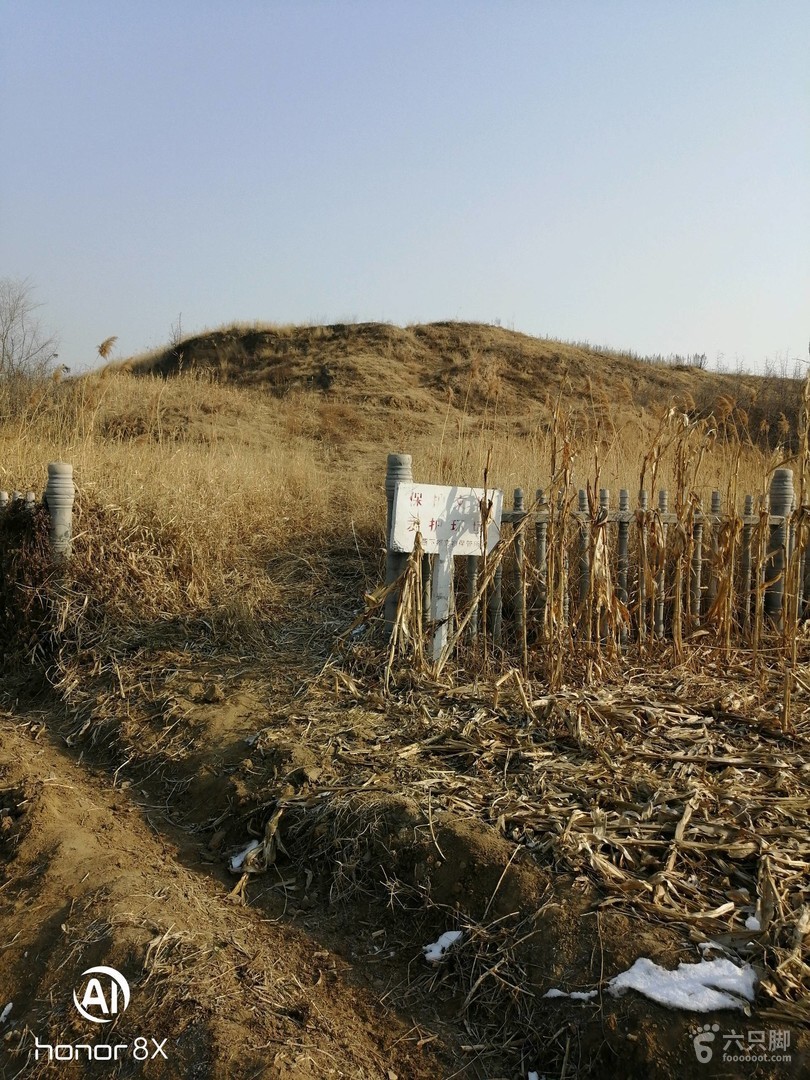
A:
[2,1,808,373]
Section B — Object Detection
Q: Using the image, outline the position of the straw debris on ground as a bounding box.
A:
[1,321,808,1078]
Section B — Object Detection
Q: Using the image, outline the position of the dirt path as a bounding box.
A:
[0,710,458,1079]
[1,661,807,1080]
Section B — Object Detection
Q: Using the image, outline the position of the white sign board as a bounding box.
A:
[390,483,503,555]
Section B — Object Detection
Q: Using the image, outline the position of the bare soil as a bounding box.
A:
[0,703,458,1079]
[1,644,807,1079]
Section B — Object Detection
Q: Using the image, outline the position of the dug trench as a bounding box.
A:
[1,658,806,1079]
[0,703,463,1080]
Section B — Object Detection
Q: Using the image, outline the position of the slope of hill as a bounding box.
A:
[118,320,797,442]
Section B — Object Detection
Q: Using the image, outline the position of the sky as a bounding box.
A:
[1,1,808,374]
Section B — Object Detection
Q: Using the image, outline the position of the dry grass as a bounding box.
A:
[0,320,803,711]
[1,323,807,1077]
[361,400,809,704]
[0,354,780,620]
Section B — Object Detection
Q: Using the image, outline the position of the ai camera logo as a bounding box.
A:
[35,964,167,1064]
[73,966,130,1024]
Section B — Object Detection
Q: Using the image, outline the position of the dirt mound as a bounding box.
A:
[0,716,458,1079]
[115,320,801,448]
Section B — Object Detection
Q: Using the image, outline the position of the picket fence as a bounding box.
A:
[1,458,801,652]
[384,453,802,649]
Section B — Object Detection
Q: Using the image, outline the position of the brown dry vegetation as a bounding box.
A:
[0,321,808,1079]
[1,321,803,627]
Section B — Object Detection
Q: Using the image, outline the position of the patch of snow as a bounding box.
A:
[423,930,463,963]
[543,987,596,1001]
[697,939,731,957]
[543,957,756,1013]
[608,957,756,1012]
[229,839,261,872]
[0,1002,11,1024]
[745,915,761,931]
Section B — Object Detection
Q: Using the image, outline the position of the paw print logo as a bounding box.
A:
[692,1023,720,1064]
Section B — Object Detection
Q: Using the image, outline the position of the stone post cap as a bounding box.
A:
[385,453,413,496]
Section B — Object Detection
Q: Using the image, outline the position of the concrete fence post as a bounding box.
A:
[690,504,704,628]
[45,462,75,560]
[706,490,722,615]
[535,489,548,639]
[617,489,629,644]
[638,490,649,641]
[560,493,570,628]
[598,488,610,639]
[578,488,590,612]
[384,453,413,632]
[765,468,794,625]
[513,487,525,644]
[803,495,810,620]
